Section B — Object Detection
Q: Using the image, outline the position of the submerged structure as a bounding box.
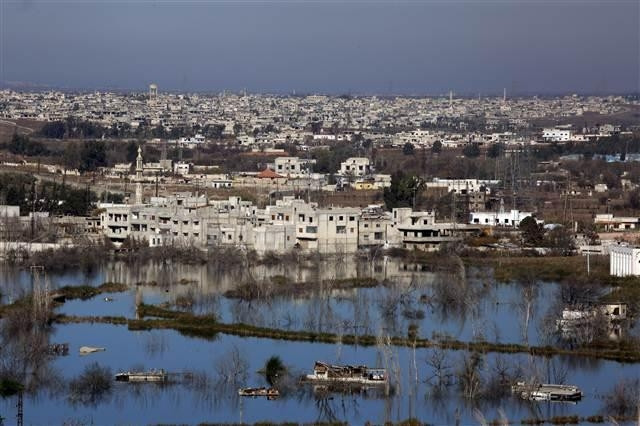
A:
[304,361,387,386]
[237,387,280,399]
[512,382,583,402]
[115,369,168,383]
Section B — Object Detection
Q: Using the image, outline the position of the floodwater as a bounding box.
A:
[0,259,637,424]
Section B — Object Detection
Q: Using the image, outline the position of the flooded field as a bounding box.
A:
[0,258,638,424]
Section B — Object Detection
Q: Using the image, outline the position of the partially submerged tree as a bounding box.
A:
[68,363,112,406]
[603,378,640,418]
[263,356,286,386]
[214,346,249,385]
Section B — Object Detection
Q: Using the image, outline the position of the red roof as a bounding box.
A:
[257,168,284,179]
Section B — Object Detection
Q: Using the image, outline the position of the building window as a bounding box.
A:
[349,216,355,221]
[374,232,383,240]
[337,226,346,234]
[339,216,344,221]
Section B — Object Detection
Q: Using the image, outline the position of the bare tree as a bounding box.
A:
[603,378,640,418]
[424,348,454,392]
[213,345,249,385]
[456,352,484,400]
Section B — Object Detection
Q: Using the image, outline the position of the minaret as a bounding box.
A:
[135,146,143,204]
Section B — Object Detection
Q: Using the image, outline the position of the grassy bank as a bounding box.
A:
[56,282,128,300]
[225,276,380,300]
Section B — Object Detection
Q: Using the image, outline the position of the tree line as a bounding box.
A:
[0,172,120,216]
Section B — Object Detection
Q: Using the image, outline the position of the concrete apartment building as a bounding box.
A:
[425,178,498,194]
[469,209,534,227]
[340,158,371,177]
[100,192,486,254]
[358,205,392,247]
[542,127,574,142]
[294,206,361,254]
[269,157,316,177]
[389,208,480,251]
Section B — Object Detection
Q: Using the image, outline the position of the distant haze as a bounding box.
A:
[2,0,639,95]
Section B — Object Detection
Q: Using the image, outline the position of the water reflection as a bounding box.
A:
[1,259,638,424]
[0,321,637,424]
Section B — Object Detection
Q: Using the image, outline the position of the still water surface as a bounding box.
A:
[0,259,636,424]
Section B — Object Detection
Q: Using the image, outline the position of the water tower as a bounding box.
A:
[149,83,158,100]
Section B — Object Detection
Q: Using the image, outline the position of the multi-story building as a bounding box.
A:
[339,158,371,177]
[269,157,316,177]
[542,127,573,142]
[426,178,498,195]
[99,192,486,254]
[358,205,391,247]
[389,207,481,251]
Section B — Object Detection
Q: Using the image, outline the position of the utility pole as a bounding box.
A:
[30,181,36,240]
[16,391,23,426]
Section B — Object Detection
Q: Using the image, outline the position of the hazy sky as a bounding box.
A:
[1,0,639,94]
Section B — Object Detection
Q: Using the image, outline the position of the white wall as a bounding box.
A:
[610,246,640,277]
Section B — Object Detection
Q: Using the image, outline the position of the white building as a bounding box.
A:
[0,205,20,218]
[542,128,573,142]
[610,245,640,277]
[469,209,533,227]
[174,162,192,176]
[426,178,498,194]
[595,214,640,231]
[269,157,316,177]
[358,205,392,247]
[388,208,481,251]
[339,157,371,177]
[211,178,233,189]
[179,134,206,147]
[294,207,361,254]
[393,129,437,147]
